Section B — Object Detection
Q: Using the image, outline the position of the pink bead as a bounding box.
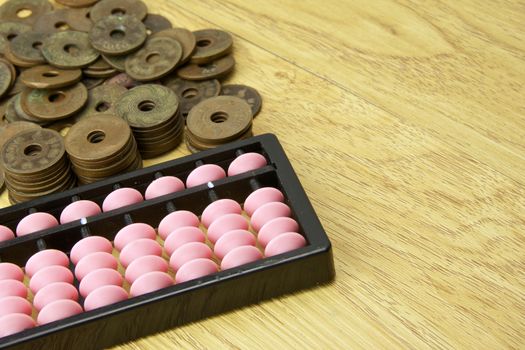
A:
[0,296,32,317]
[37,299,83,325]
[118,239,162,268]
[16,212,59,237]
[29,265,74,294]
[70,236,113,265]
[33,282,79,311]
[60,200,102,224]
[125,255,169,284]
[0,313,35,337]
[130,271,173,297]
[83,285,128,312]
[79,268,123,298]
[25,249,70,278]
[169,242,212,271]
[207,213,249,244]
[175,258,218,284]
[158,210,200,240]
[221,246,263,270]
[0,280,27,298]
[214,229,256,260]
[145,176,185,200]
[185,164,226,188]
[250,202,291,232]
[74,252,118,281]
[102,187,144,212]
[201,199,242,228]
[0,225,15,242]
[164,226,206,256]
[243,187,285,216]
[227,152,267,176]
[258,217,300,248]
[264,232,307,257]
[114,223,156,251]
[0,262,24,281]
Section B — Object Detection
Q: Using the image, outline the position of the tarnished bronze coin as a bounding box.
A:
[3,44,37,67]
[221,84,262,117]
[42,31,100,68]
[154,28,195,64]
[125,36,181,81]
[82,77,105,90]
[177,55,235,81]
[0,120,40,155]
[90,0,147,23]
[9,31,48,64]
[186,96,252,144]
[33,8,93,33]
[83,57,117,77]
[89,15,147,56]
[13,94,49,124]
[143,14,172,35]
[56,0,99,9]
[164,77,221,118]
[0,0,53,25]
[101,53,126,71]
[0,59,13,98]
[75,83,127,120]
[21,82,88,120]
[5,95,25,123]
[103,72,142,89]
[190,29,233,64]
[20,65,82,89]
[0,21,31,45]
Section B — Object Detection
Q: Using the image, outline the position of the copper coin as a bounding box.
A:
[143,14,172,35]
[0,59,13,98]
[3,43,37,67]
[190,29,233,64]
[69,132,133,167]
[101,53,126,71]
[186,127,253,152]
[221,84,262,117]
[103,72,142,89]
[90,0,147,22]
[75,84,127,120]
[32,8,93,33]
[13,93,48,124]
[82,77,105,90]
[56,0,99,9]
[177,55,235,81]
[20,65,82,89]
[164,77,221,118]
[4,95,25,123]
[0,0,53,25]
[186,96,252,144]
[7,75,25,96]
[42,31,100,68]
[89,15,147,56]
[0,21,31,45]
[154,28,195,64]
[125,36,181,81]
[21,83,88,120]
[0,120,40,156]
[9,31,48,64]
[83,58,117,77]
[115,84,179,128]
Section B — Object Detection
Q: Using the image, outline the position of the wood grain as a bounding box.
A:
[1,1,524,349]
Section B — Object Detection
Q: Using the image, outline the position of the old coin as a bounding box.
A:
[82,77,105,90]
[177,55,235,81]
[9,31,49,64]
[125,36,181,81]
[101,53,126,71]
[33,8,93,33]
[21,82,88,120]
[0,120,41,155]
[0,59,13,98]
[13,94,49,124]
[56,0,99,8]
[75,83,127,120]
[0,21,31,45]
[221,84,262,117]
[186,96,252,144]
[42,31,100,68]
[154,28,195,64]
[83,58,118,77]
[0,0,53,25]
[89,15,147,56]
[3,44,37,67]
[4,95,25,123]
[163,77,221,118]
[190,29,233,64]
[20,65,82,89]
[103,72,142,89]
[90,0,147,23]
[143,14,172,35]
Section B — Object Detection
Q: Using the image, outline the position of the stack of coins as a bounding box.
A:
[1,128,75,204]
[64,115,142,185]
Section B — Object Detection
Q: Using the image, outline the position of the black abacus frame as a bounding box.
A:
[0,134,335,350]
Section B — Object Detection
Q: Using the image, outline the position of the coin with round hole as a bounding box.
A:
[20,65,82,89]
[66,131,134,166]
[163,77,221,118]
[0,120,40,154]
[42,31,99,69]
[0,21,31,45]
[89,15,147,56]
[90,0,148,23]
[177,55,235,81]
[153,28,195,65]
[143,14,172,35]
[190,29,233,65]
[13,94,49,125]
[75,84,127,121]
[9,31,48,65]
[33,8,93,33]
[3,44,37,68]
[220,84,262,118]
[0,0,53,25]
[185,127,253,151]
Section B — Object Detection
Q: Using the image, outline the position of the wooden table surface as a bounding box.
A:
[1,1,524,349]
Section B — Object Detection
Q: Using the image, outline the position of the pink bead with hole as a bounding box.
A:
[118,238,162,268]
[130,271,173,297]
[74,252,118,281]
[0,262,24,281]
[221,246,263,270]
[0,225,14,242]
[37,299,83,325]
[25,249,69,278]
[70,236,113,265]
[257,217,300,248]
[185,164,226,188]
[0,296,32,318]
[29,265,74,294]
[207,213,249,244]
[227,152,267,176]
[60,200,102,224]
[175,258,218,284]
[33,282,79,311]
[250,202,291,232]
[145,176,185,200]
[243,187,285,217]
[0,280,27,299]
[264,232,307,257]
[83,285,128,312]
[158,210,200,240]
[214,229,256,260]
[169,242,213,271]
[0,314,35,337]
[163,226,206,256]
[102,187,144,212]
[79,268,123,298]
[114,223,156,251]
[201,199,242,228]
[16,212,59,237]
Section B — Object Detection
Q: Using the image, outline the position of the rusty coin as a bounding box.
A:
[20,65,82,89]
[177,55,235,81]
[191,29,233,64]
[21,82,88,120]
[56,0,99,8]
[89,15,147,56]
[0,0,53,25]
[154,28,195,64]
[76,84,127,120]
[90,0,147,23]
[221,84,262,117]
[143,14,172,35]
[9,31,48,64]
[0,59,13,98]
[33,8,93,33]
[164,77,221,118]
[125,36,181,81]
[42,31,100,68]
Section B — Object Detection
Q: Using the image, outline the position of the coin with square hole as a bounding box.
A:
[0,0,53,25]
[90,0,147,23]
[190,29,233,65]
[21,83,88,121]
[221,84,262,118]
[10,31,49,64]
[154,28,195,65]
[42,31,100,68]
[89,15,147,56]
[20,65,82,89]
[163,77,221,118]
[33,8,93,33]
[125,36,181,81]
[177,55,235,81]
[76,84,127,120]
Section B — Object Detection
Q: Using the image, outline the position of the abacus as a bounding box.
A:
[0,134,335,350]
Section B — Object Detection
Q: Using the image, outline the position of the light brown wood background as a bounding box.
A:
[1,1,524,349]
